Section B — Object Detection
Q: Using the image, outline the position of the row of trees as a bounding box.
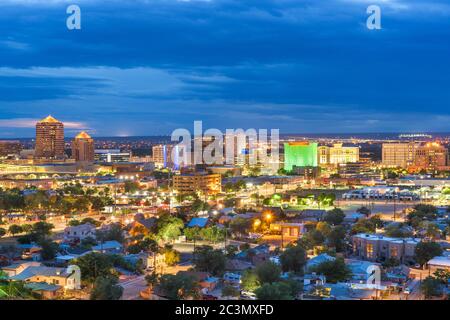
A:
[0,187,113,214]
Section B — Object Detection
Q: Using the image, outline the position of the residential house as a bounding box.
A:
[92,240,123,254]
[10,265,80,290]
[64,223,96,243]
[427,256,450,273]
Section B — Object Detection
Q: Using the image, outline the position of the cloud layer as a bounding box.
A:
[0,0,449,136]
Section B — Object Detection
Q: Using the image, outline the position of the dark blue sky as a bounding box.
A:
[0,0,450,137]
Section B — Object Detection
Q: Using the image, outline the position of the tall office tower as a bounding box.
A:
[382,142,419,168]
[414,142,448,170]
[35,115,65,159]
[283,141,318,171]
[72,131,95,162]
[318,144,360,165]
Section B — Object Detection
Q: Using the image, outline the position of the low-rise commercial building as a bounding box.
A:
[173,172,221,195]
[352,233,420,264]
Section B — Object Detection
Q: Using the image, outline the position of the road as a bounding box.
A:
[338,199,417,221]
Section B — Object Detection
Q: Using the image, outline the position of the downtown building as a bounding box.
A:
[382,142,419,168]
[72,131,95,163]
[172,172,221,195]
[318,143,360,165]
[34,115,65,160]
[352,233,420,264]
[382,141,448,170]
[413,142,448,170]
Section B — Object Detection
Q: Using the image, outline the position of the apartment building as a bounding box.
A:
[352,233,420,264]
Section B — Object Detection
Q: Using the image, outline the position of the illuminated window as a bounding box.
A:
[366,243,374,258]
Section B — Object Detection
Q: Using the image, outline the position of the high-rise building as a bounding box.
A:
[414,142,448,170]
[283,142,318,171]
[318,144,359,165]
[152,144,173,168]
[0,140,22,158]
[152,144,188,169]
[72,131,95,162]
[382,142,419,168]
[35,115,65,159]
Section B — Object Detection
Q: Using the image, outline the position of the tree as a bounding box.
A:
[356,206,371,217]
[73,252,114,284]
[323,208,345,226]
[280,245,307,274]
[303,229,325,248]
[222,285,240,297]
[32,221,54,238]
[164,246,181,266]
[193,245,226,276]
[326,225,347,252]
[0,228,6,238]
[156,215,184,242]
[414,242,443,266]
[229,217,252,238]
[351,216,383,234]
[255,282,294,300]
[0,278,33,299]
[127,237,157,254]
[421,276,443,299]
[157,273,200,300]
[407,204,438,228]
[96,223,124,244]
[8,224,23,236]
[384,223,412,238]
[423,222,441,240]
[311,258,352,283]
[382,257,400,269]
[241,270,260,292]
[38,238,59,261]
[124,181,140,194]
[90,276,123,300]
[191,199,210,213]
[433,269,450,284]
[255,261,281,284]
[199,226,225,243]
[225,245,238,258]
[316,221,332,237]
[145,272,159,289]
[183,227,201,241]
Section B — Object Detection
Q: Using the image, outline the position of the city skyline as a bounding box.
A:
[1,0,450,137]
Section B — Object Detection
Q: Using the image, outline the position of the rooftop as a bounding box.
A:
[38,115,61,123]
[75,131,92,139]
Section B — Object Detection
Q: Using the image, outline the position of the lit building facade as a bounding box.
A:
[72,132,95,162]
[35,115,65,159]
[172,172,221,195]
[414,142,448,170]
[283,142,318,171]
[318,144,359,165]
[94,149,131,163]
[152,144,174,168]
[352,233,420,264]
[382,142,419,168]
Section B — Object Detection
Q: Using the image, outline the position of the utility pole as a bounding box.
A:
[393,191,397,221]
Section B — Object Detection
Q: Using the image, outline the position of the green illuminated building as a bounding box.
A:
[284,142,318,171]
